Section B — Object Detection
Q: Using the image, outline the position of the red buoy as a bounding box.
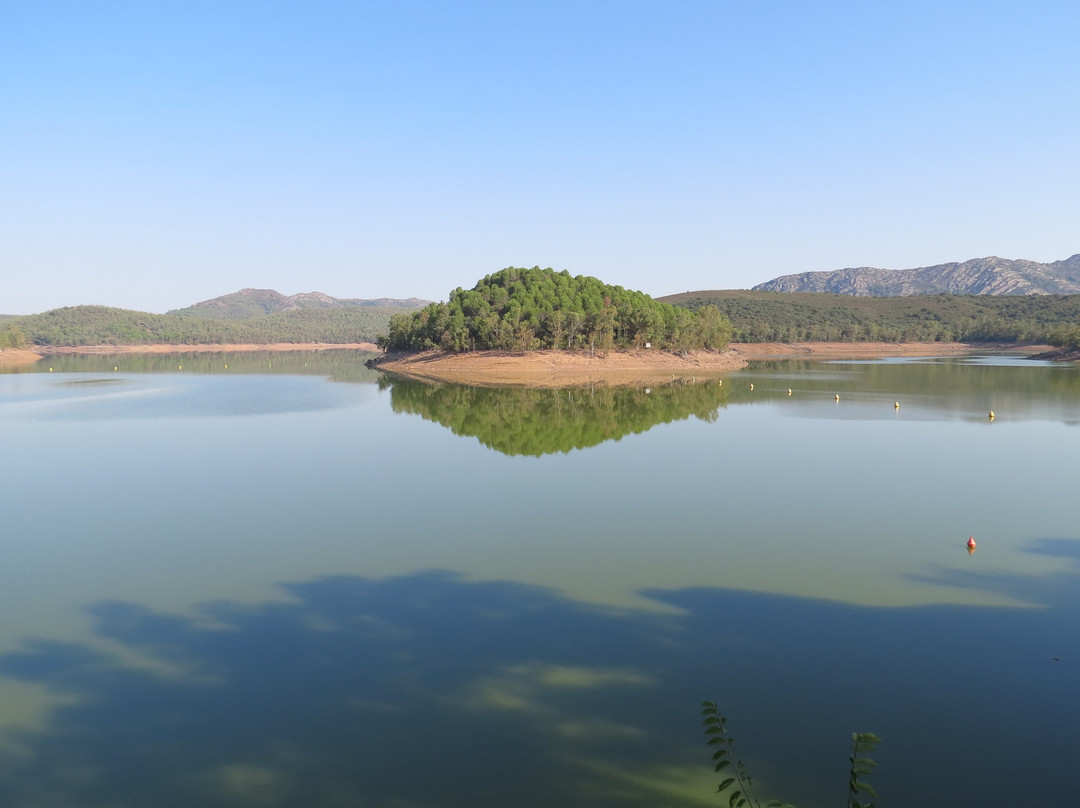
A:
[967,536,976,549]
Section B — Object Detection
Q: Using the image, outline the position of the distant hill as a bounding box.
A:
[169,288,430,319]
[8,304,409,347]
[753,254,1080,296]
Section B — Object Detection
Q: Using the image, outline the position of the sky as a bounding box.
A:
[3,1,1079,314]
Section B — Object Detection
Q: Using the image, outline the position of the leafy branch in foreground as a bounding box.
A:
[846,732,881,808]
[701,701,880,808]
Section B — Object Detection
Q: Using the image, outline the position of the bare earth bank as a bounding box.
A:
[372,342,1052,387]
[3,342,1054,381]
[0,343,380,369]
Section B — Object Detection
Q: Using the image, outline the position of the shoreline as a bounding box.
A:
[0,342,379,369]
[3,341,1060,379]
[370,342,1055,387]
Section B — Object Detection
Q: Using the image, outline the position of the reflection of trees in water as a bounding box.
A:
[24,351,382,381]
[382,377,730,455]
[2,544,1080,806]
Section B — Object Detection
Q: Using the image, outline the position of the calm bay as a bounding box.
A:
[1,351,1078,807]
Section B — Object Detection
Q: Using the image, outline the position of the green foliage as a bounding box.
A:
[664,289,1080,344]
[6,305,399,347]
[847,733,881,808]
[379,267,732,352]
[0,324,28,349]
[1048,323,1080,349]
[382,376,728,456]
[701,701,878,808]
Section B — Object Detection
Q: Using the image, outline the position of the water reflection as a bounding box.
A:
[5,350,382,383]
[382,376,730,455]
[380,356,1080,456]
[1,546,1078,808]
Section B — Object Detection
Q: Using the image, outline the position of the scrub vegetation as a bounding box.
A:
[664,289,1080,344]
[0,324,28,349]
[5,305,394,347]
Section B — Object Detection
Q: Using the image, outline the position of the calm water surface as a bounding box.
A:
[1,351,1078,807]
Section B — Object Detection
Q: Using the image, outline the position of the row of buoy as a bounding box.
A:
[726,381,997,419]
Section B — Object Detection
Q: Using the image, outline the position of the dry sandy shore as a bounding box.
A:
[3,342,1052,382]
[0,343,379,369]
[372,342,1051,387]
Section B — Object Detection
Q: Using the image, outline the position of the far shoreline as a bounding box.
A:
[2,341,1060,379]
[0,342,380,369]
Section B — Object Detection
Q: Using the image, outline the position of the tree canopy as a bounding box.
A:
[379,267,732,353]
[663,289,1080,344]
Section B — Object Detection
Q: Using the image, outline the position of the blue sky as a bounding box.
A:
[3,1,1078,314]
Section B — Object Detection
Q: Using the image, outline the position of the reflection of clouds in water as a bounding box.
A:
[907,536,1080,608]
[1,564,1079,807]
[463,662,653,739]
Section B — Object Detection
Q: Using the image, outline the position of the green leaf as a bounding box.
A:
[717,777,735,792]
[707,737,724,746]
[728,789,742,808]
[714,758,731,769]
[706,726,725,735]
[855,782,880,798]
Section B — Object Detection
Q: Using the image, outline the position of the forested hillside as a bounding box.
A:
[381,267,731,352]
[8,305,397,346]
[660,290,1080,344]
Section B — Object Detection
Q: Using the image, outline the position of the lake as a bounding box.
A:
[1,350,1078,807]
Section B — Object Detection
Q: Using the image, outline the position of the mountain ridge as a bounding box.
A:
[169,288,430,319]
[753,254,1080,296]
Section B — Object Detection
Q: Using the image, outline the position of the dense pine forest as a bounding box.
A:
[379,267,732,352]
[661,289,1080,347]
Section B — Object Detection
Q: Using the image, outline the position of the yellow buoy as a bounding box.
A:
[835,394,840,401]
[224,363,228,369]
[178,364,182,370]
[894,401,900,409]
[749,383,754,391]
[114,366,118,371]
[787,388,792,396]
[989,410,995,421]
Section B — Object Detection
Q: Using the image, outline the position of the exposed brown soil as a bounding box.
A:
[0,348,44,368]
[36,342,380,356]
[6,341,1056,383]
[373,349,747,387]
[372,342,1054,387]
[2,343,378,369]
[730,341,1051,358]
